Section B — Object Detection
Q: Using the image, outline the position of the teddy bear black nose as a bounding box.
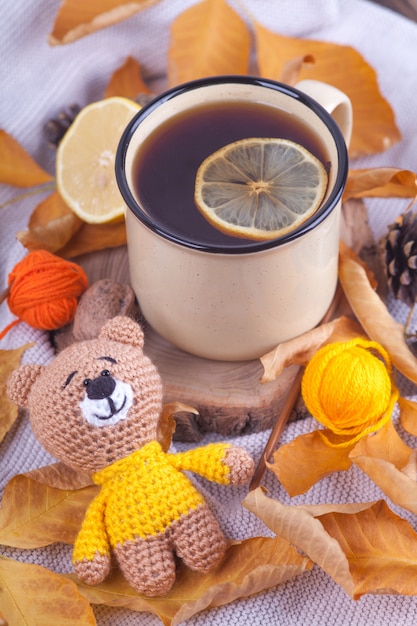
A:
[84,374,116,400]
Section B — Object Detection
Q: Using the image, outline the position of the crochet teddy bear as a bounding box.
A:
[7,315,254,597]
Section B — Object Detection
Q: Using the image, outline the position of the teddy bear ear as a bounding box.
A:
[99,315,145,349]
[7,364,44,408]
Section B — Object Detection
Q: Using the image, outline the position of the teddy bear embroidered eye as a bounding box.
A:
[7,315,254,597]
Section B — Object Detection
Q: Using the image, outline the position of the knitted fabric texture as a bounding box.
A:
[72,440,232,563]
[3,0,417,621]
[0,250,88,339]
[301,337,399,447]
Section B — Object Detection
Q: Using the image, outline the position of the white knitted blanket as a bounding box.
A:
[1,1,417,624]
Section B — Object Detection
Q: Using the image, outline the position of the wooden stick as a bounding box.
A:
[249,283,343,490]
[0,286,10,306]
[249,365,303,490]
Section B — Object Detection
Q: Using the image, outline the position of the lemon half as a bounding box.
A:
[56,97,141,224]
[194,137,328,241]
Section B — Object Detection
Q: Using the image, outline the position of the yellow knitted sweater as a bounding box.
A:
[73,440,232,563]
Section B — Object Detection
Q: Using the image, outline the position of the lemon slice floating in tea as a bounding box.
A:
[56,97,141,224]
[194,137,328,241]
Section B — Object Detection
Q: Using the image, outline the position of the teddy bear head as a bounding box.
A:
[7,316,163,473]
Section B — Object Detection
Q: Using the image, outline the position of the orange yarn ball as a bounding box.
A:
[301,337,399,447]
[2,250,88,337]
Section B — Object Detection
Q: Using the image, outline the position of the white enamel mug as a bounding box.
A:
[116,76,352,361]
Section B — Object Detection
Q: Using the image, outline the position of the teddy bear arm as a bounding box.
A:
[169,443,253,485]
[222,446,255,485]
[72,490,111,584]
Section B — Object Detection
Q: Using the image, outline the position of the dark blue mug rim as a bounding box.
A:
[115,75,349,254]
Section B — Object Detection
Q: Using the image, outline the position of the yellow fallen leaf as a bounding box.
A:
[339,239,378,287]
[279,54,315,86]
[168,0,250,86]
[16,191,83,253]
[104,56,152,99]
[57,219,127,258]
[0,557,96,626]
[0,344,34,445]
[27,190,75,227]
[69,536,311,625]
[0,130,52,187]
[24,462,93,490]
[244,488,358,597]
[401,449,417,481]
[261,316,363,382]
[339,248,417,385]
[398,396,417,437]
[0,474,97,548]
[244,489,417,599]
[49,0,160,45]
[319,500,417,597]
[17,189,126,257]
[254,24,401,159]
[345,168,417,201]
[267,430,355,496]
[158,402,199,452]
[350,422,417,515]
[341,199,375,253]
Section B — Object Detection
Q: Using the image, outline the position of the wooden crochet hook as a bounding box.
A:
[0,286,10,305]
[249,283,343,490]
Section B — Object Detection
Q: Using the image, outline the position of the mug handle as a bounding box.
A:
[295,79,353,148]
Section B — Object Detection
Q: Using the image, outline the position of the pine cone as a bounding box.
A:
[44,103,81,148]
[383,211,417,307]
[134,92,156,107]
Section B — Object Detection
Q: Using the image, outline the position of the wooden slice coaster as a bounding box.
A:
[69,245,305,441]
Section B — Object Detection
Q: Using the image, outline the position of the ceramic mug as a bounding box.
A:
[116,75,352,361]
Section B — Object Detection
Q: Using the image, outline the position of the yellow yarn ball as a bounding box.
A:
[301,337,398,446]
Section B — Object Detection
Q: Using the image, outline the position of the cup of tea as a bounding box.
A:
[116,75,352,361]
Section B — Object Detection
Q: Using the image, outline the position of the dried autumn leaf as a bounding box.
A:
[328,199,380,311]
[24,461,93,490]
[254,24,401,158]
[0,130,52,187]
[279,54,315,86]
[0,557,96,626]
[49,0,160,45]
[158,402,199,452]
[339,239,378,287]
[244,489,417,599]
[341,199,376,254]
[57,219,127,258]
[261,316,363,383]
[401,449,417,481]
[319,500,417,597]
[349,421,417,515]
[339,247,417,385]
[398,396,417,436]
[0,343,33,445]
[104,56,152,99]
[70,536,311,625]
[345,168,417,201]
[168,0,250,87]
[0,474,97,548]
[341,199,387,290]
[244,488,359,597]
[267,429,355,496]
[16,191,83,253]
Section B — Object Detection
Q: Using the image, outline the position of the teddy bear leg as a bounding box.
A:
[170,503,227,573]
[74,553,112,586]
[114,533,176,597]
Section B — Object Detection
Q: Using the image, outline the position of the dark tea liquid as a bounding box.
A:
[133,100,329,248]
